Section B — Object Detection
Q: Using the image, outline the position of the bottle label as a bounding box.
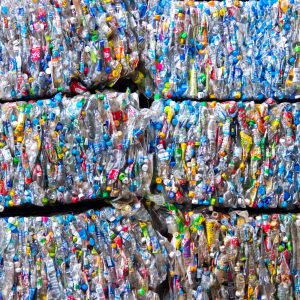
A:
[31,47,41,62]
[149,194,165,205]
[2,147,12,162]
[294,68,300,82]
[103,48,111,62]
[106,256,114,267]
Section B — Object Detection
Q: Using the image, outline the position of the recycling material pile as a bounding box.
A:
[0,0,299,101]
[159,205,300,300]
[141,0,300,100]
[0,91,155,208]
[1,200,300,300]
[3,95,300,209]
[0,0,146,100]
[0,0,299,299]
[149,99,300,209]
[0,203,168,299]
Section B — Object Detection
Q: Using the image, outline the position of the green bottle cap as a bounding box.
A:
[41,197,49,205]
[154,93,160,100]
[13,157,20,165]
[138,288,146,296]
[181,32,187,39]
[91,34,98,42]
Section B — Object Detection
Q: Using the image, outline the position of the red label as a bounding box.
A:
[230,237,239,247]
[103,48,111,62]
[108,169,119,180]
[31,46,41,62]
[70,81,88,94]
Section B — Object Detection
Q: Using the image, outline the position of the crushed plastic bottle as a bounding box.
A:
[140,0,300,100]
[148,98,300,209]
[0,202,168,299]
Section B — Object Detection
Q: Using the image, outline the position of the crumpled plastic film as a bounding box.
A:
[141,0,300,100]
[0,202,168,299]
[149,99,300,209]
[0,0,146,100]
[157,205,299,300]
[0,91,154,208]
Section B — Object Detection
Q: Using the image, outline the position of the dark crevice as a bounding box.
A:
[149,96,299,103]
[140,92,152,108]
[0,197,114,217]
[0,80,296,107]
[191,204,300,215]
[0,197,300,218]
